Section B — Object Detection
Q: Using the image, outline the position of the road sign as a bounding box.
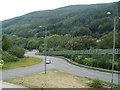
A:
[0,60,4,65]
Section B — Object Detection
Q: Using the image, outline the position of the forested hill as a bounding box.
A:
[2,2,119,38]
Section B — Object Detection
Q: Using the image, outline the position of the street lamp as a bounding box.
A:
[106,11,111,15]
[39,26,47,74]
[106,12,116,85]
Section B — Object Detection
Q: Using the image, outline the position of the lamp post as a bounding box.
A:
[44,27,47,74]
[71,31,74,60]
[39,26,47,74]
[106,12,116,85]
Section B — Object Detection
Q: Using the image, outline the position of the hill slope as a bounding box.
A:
[2,2,118,38]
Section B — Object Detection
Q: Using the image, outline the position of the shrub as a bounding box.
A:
[8,46,25,58]
[88,79,103,88]
[39,46,44,52]
[2,51,19,62]
[74,55,85,64]
[82,58,95,66]
[118,62,120,71]
[114,62,120,71]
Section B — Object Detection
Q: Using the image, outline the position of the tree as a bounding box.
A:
[25,38,42,50]
[47,34,71,51]
[89,17,113,34]
[2,35,25,59]
[66,36,96,50]
[8,46,25,58]
[2,35,12,51]
[97,32,119,49]
[72,26,91,37]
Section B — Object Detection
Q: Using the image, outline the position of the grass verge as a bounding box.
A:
[86,77,120,88]
[4,70,109,88]
[1,56,43,70]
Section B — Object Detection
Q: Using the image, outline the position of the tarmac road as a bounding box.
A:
[2,51,119,84]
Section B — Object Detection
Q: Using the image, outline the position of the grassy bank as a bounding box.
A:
[5,70,97,88]
[2,56,43,70]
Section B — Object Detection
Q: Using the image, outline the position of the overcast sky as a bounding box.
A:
[0,0,119,21]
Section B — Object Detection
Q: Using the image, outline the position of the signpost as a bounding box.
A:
[0,60,4,65]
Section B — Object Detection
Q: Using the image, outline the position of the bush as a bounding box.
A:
[82,58,96,66]
[114,62,120,71]
[118,62,120,71]
[88,79,103,88]
[91,54,113,69]
[2,51,19,62]
[39,46,44,52]
[74,55,84,64]
[8,46,25,58]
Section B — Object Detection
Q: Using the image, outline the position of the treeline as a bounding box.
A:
[4,31,119,52]
[5,31,120,70]
[22,32,119,51]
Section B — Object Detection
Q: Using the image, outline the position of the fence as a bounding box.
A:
[42,49,120,55]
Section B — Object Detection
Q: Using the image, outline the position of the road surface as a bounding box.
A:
[1,51,119,84]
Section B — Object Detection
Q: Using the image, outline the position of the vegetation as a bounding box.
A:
[87,77,120,88]
[2,51,19,62]
[2,57,43,70]
[88,79,103,88]
[65,54,120,71]
[2,35,25,63]
[2,2,119,37]
[2,1,120,70]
